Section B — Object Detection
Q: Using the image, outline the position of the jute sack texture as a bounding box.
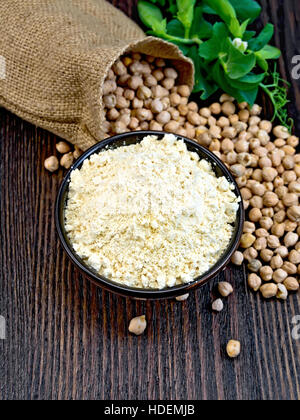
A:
[0,0,194,150]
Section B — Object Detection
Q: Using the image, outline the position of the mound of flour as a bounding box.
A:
[65,134,239,289]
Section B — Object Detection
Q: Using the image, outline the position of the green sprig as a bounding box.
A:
[137,0,294,130]
[260,65,293,131]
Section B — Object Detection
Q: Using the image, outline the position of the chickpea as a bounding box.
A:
[156,111,171,125]
[60,152,74,169]
[177,85,190,97]
[288,250,300,264]
[136,108,153,121]
[261,208,274,218]
[130,96,143,108]
[129,117,139,130]
[248,273,262,291]
[270,255,283,269]
[44,156,59,172]
[272,268,288,283]
[260,266,273,281]
[285,220,297,232]
[187,111,202,126]
[262,167,277,182]
[263,192,279,207]
[287,206,300,222]
[267,235,280,249]
[226,340,241,358]
[149,120,163,131]
[240,233,256,248]
[230,164,245,177]
[259,120,272,133]
[260,283,278,298]
[249,208,262,222]
[231,251,244,266]
[243,247,258,261]
[56,141,71,154]
[277,283,288,300]
[282,261,297,275]
[283,277,299,291]
[273,125,290,139]
[248,259,262,273]
[284,231,298,247]
[250,195,263,209]
[164,121,179,132]
[210,103,221,114]
[260,249,273,262]
[283,193,298,207]
[144,75,157,87]
[220,93,234,103]
[128,315,147,335]
[218,282,233,297]
[102,79,117,95]
[235,139,249,153]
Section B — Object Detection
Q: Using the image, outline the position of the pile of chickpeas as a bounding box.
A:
[45,52,300,302]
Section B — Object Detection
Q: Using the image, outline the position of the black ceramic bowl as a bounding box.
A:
[55,131,244,300]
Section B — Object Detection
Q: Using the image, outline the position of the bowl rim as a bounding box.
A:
[55,131,244,299]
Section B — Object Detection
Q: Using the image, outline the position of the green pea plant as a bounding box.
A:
[138,0,293,130]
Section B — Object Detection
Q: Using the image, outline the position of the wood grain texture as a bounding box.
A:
[0,0,300,401]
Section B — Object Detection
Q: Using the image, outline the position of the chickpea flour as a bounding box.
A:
[65,134,239,289]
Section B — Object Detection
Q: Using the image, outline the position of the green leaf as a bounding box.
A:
[176,0,196,32]
[255,54,269,71]
[198,23,228,61]
[237,87,259,106]
[166,19,185,37]
[257,45,281,60]
[228,17,243,37]
[221,38,256,79]
[228,0,262,22]
[243,30,256,41]
[212,61,244,101]
[240,19,250,36]
[138,1,166,35]
[203,0,237,24]
[202,5,217,15]
[248,23,274,51]
[224,72,265,91]
[203,0,241,37]
[188,46,218,98]
[190,6,213,39]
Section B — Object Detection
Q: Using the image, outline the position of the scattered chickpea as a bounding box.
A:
[176,294,189,302]
[272,268,288,283]
[56,141,71,154]
[231,251,244,266]
[44,156,59,172]
[212,299,224,312]
[60,152,74,169]
[248,273,262,291]
[283,277,299,291]
[276,283,288,300]
[128,315,147,335]
[218,282,233,297]
[260,283,278,299]
[226,340,241,358]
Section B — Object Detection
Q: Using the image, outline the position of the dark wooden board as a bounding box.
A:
[0,0,300,400]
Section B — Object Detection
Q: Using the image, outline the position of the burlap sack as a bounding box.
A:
[0,0,194,151]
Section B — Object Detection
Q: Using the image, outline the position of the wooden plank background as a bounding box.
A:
[0,0,300,400]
